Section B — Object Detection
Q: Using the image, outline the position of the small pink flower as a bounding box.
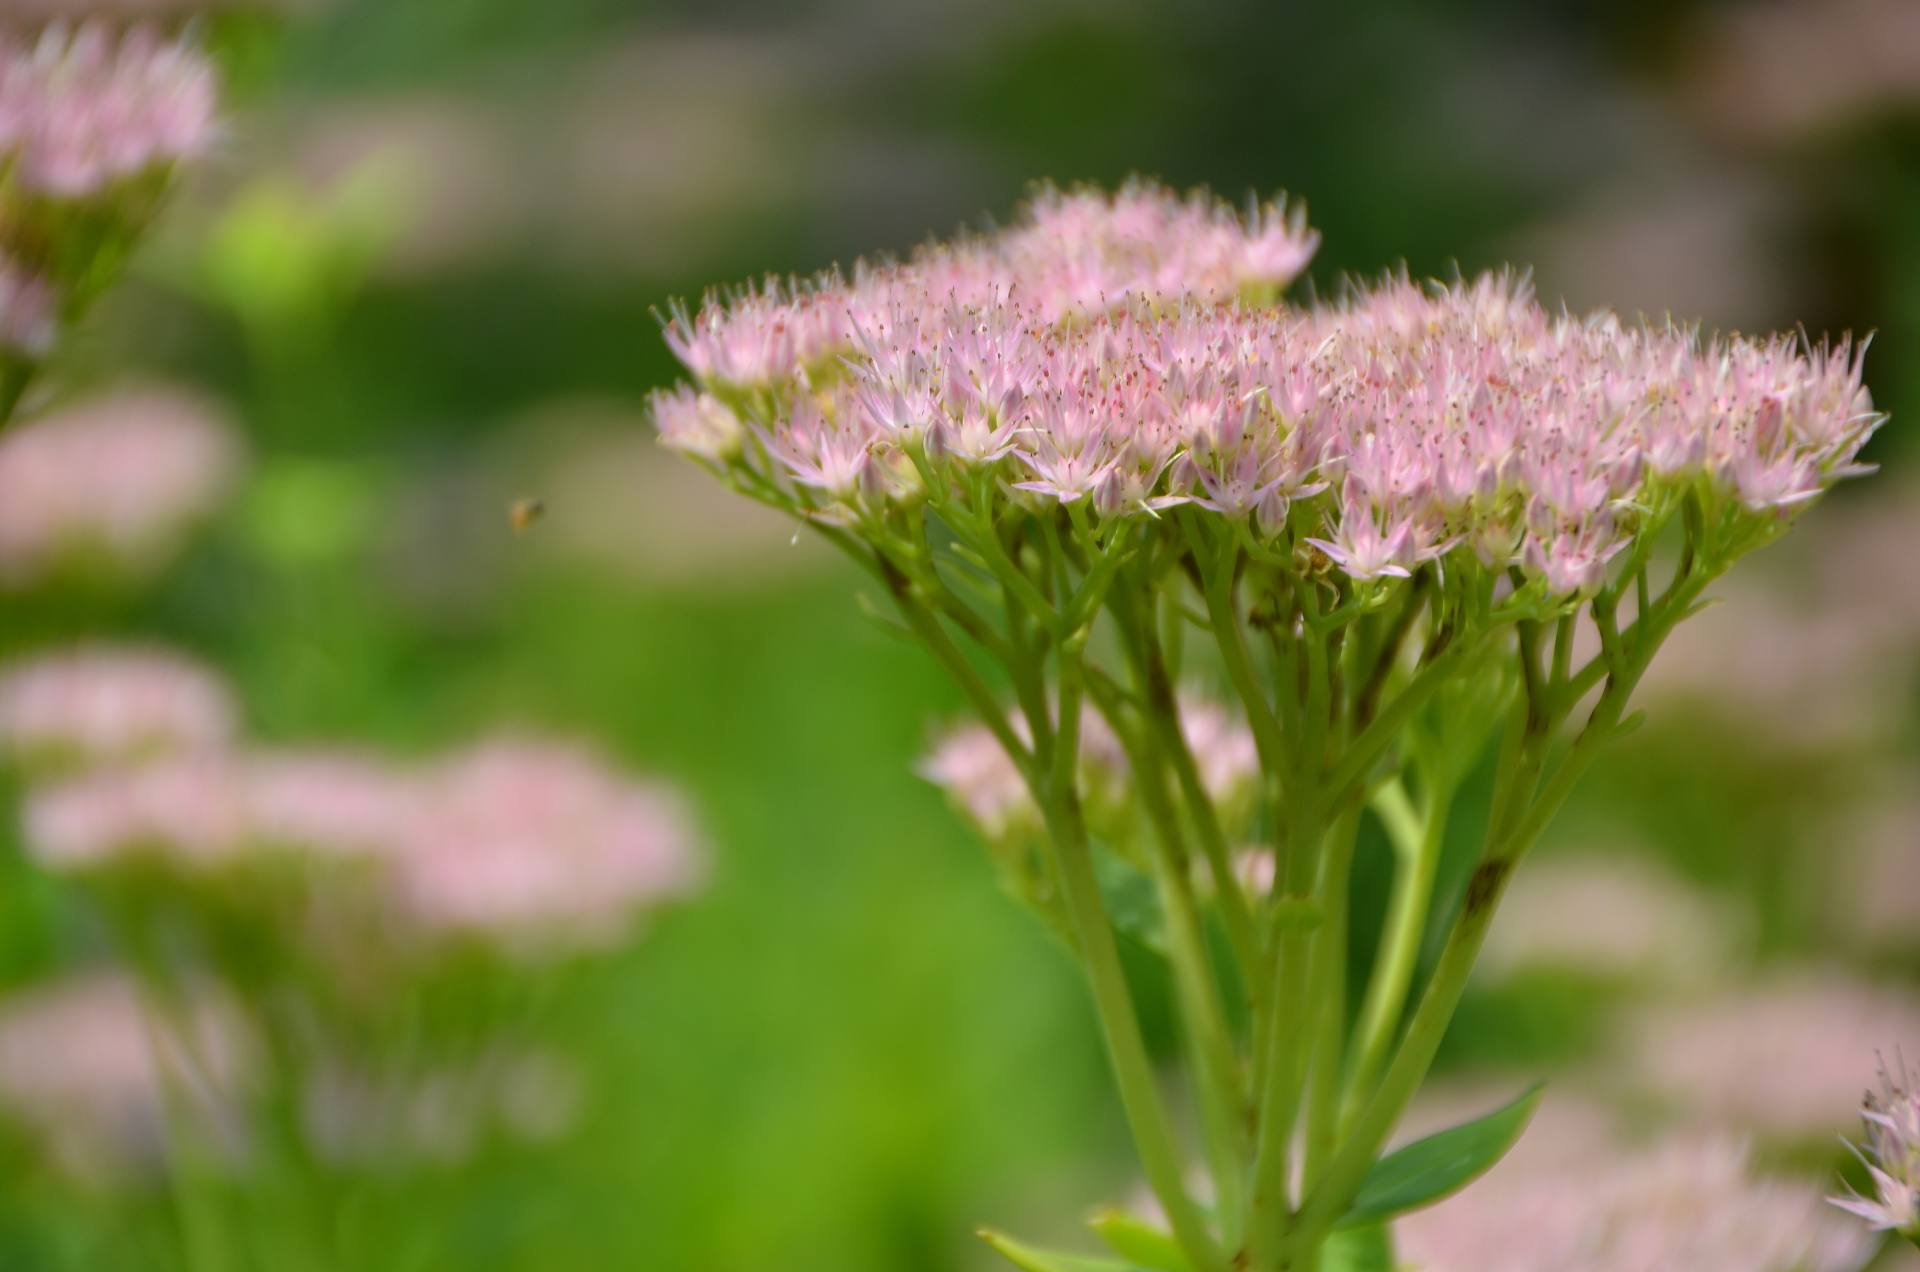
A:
[1522,516,1630,596]
[1305,479,1415,581]
[1831,1055,1920,1240]
[649,384,743,464]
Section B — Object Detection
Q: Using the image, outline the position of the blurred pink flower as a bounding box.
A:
[24,747,414,872]
[0,970,250,1182]
[1399,1132,1869,1272]
[920,694,1258,843]
[0,21,217,200]
[918,714,1037,841]
[1638,482,1920,747]
[0,385,242,587]
[391,738,706,954]
[1629,974,1920,1139]
[0,643,237,771]
[1689,0,1920,142]
[1832,1054,1920,1240]
[0,255,56,357]
[1476,852,1741,985]
[650,384,745,465]
[25,733,706,958]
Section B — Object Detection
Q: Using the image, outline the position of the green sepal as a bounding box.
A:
[979,1228,1153,1272]
[1087,1206,1189,1270]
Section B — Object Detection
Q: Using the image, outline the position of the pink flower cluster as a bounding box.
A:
[26,747,413,870]
[920,695,1259,842]
[25,736,706,955]
[394,739,706,951]
[0,970,250,1182]
[0,21,217,201]
[1831,1055,1920,1239]
[0,385,242,586]
[657,182,1317,389]
[653,185,1881,596]
[0,643,238,769]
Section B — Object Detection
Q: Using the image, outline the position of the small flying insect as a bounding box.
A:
[509,496,547,532]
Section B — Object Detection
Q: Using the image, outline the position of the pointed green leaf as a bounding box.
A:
[979,1228,1152,1272]
[1323,1223,1394,1272]
[1335,1083,1542,1228]
[1087,1207,1189,1271]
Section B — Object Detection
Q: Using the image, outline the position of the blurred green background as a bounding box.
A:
[4,0,1920,1268]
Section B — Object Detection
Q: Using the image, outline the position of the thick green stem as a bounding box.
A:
[1085,670,1249,1239]
[1246,774,1326,1264]
[1290,734,1542,1250]
[1110,582,1264,1001]
[1295,569,1710,1249]
[1040,650,1229,1272]
[1302,809,1360,1190]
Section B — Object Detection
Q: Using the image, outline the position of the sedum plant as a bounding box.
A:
[648,182,1884,1271]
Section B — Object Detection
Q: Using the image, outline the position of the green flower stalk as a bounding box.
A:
[648,182,1885,1271]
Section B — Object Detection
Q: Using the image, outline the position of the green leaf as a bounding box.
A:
[1087,1207,1189,1271]
[979,1228,1152,1272]
[1335,1083,1542,1228]
[1323,1223,1394,1272]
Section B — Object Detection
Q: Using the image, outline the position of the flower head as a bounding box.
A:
[0,971,250,1182]
[26,735,705,960]
[921,695,1259,846]
[23,747,414,872]
[653,185,1880,593]
[0,21,218,201]
[391,737,707,954]
[1831,1055,1920,1241]
[0,643,237,771]
[649,383,744,465]
[0,385,242,587]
